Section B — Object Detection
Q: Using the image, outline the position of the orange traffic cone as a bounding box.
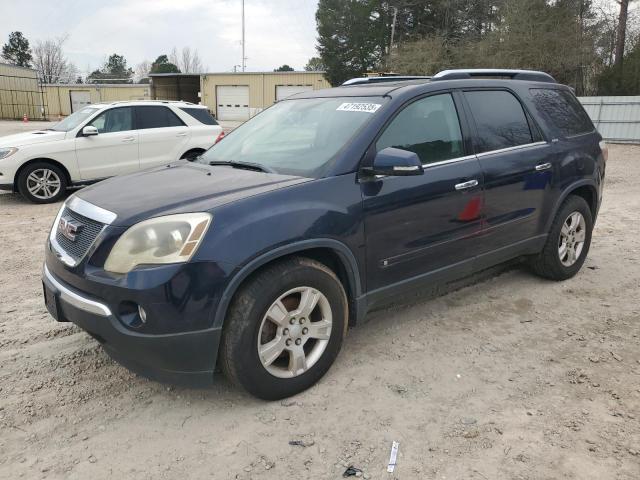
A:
[23,113,28,123]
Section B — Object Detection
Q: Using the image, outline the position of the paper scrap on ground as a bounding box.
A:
[387,440,399,473]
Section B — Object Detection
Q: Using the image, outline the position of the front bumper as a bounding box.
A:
[42,264,223,386]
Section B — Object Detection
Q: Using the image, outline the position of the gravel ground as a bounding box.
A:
[0,144,639,480]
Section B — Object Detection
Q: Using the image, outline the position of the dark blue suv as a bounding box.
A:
[42,69,607,399]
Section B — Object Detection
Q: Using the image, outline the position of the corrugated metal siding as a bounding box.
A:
[200,72,330,118]
[0,63,45,120]
[44,84,150,117]
[579,96,640,143]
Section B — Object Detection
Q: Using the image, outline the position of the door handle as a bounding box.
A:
[122,137,135,142]
[535,162,552,171]
[176,132,188,137]
[454,179,479,191]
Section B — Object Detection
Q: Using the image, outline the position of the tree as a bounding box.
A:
[134,60,151,83]
[169,47,203,73]
[615,0,632,67]
[274,64,295,71]
[87,53,134,83]
[150,55,180,74]
[33,35,77,83]
[304,57,326,71]
[1,31,32,67]
[316,0,388,86]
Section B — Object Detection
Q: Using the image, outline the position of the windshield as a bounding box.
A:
[50,106,100,132]
[198,97,387,177]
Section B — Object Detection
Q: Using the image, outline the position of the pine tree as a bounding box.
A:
[1,31,33,67]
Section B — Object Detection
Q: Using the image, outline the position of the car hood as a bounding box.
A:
[74,162,311,226]
[0,130,67,147]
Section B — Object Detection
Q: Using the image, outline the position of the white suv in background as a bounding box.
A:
[0,101,224,203]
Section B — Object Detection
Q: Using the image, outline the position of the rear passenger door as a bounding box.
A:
[135,106,190,169]
[462,89,553,253]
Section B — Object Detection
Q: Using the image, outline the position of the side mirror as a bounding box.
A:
[82,126,99,136]
[362,147,424,177]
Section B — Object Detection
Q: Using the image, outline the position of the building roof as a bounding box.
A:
[149,71,325,77]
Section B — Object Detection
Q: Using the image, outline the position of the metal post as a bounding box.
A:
[241,0,246,72]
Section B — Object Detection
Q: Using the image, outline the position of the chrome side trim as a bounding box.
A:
[422,154,476,169]
[476,141,548,158]
[67,196,117,225]
[43,264,112,317]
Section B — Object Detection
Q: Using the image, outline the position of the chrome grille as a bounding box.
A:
[54,207,105,262]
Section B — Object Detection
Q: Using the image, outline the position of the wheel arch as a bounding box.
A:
[180,148,206,160]
[213,239,363,330]
[14,158,72,192]
[546,180,598,232]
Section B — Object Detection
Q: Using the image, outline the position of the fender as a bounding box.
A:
[545,178,598,232]
[212,238,363,328]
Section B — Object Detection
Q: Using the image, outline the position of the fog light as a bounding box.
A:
[138,305,147,324]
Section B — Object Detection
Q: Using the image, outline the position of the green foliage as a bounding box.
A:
[316,0,388,85]
[274,64,295,71]
[314,0,636,95]
[597,43,640,94]
[304,57,326,71]
[1,31,32,67]
[150,55,181,74]
[87,53,134,83]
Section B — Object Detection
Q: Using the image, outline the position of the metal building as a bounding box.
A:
[150,71,331,121]
[0,63,47,120]
[43,84,151,117]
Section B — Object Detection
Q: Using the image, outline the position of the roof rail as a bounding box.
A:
[342,75,431,86]
[432,69,556,83]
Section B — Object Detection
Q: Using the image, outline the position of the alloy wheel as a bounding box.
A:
[257,286,333,379]
[26,168,62,200]
[558,211,586,267]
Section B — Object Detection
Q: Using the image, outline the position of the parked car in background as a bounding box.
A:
[0,101,223,203]
[42,69,606,400]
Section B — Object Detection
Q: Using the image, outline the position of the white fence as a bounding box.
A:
[578,96,640,144]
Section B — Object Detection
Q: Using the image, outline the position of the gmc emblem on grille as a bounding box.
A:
[58,216,84,242]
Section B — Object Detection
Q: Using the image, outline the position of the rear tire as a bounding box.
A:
[219,257,348,400]
[17,162,67,204]
[529,195,593,280]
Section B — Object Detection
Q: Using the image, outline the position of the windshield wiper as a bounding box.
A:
[208,160,275,174]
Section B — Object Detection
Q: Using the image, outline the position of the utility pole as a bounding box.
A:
[241,0,246,72]
[390,6,398,53]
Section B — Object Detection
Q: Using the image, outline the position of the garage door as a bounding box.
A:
[70,91,92,112]
[216,86,250,121]
[276,85,313,101]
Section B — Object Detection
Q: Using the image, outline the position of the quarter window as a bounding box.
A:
[88,107,133,133]
[530,88,594,137]
[376,93,464,164]
[135,106,185,129]
[465,90,533,153]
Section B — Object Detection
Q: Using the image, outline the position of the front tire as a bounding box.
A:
[17,162,67,204]
[529,195,593,280]
[219,257,348,400]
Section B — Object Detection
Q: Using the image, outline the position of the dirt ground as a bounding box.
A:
[0,144,639,480]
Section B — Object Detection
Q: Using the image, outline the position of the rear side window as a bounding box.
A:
[179,107,218,125]
[530,88,594,137]
[465,90,533,153]
[376,93,464,164]
[135,106,185,129]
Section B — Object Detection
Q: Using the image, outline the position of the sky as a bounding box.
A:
[1,0,320,75]
[1,0,631,77]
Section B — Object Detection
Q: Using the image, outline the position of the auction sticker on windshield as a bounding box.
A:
[336,102,382,113]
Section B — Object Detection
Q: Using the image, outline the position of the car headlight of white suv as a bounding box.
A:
[104,213,212,274]
[0,147,18,159]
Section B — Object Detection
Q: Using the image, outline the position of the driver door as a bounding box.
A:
[75,106,139,180]
[362,92,484,296]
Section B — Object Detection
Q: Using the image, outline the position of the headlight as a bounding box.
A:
[0,147,18,159]
[104,213,212,274]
